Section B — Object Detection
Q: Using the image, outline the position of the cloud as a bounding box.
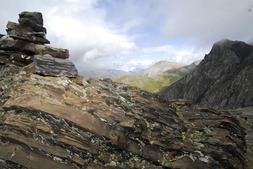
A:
[142,44,206,64]
[0,0,139,74]
[42,0,138,73]
[158,0,253,47]
[0,0,253,74]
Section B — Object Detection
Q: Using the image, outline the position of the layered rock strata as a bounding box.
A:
[0,65,247,169]
[0,11,77,77]
[158,39,253,168]
[6,11,49,44]
[0,13,248,169]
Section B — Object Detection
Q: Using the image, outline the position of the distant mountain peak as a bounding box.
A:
[159,39,253,109]
[142,60,185,78]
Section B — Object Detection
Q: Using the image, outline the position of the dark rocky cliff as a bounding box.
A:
[0,12,248,169]
[159,39,253,109]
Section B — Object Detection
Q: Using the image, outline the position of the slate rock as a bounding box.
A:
[0,36,69,59]
[6,11,49,44]
[0,35,35,54]
[0,12,248,169]
[35,44,69,59]
[18,17,46,35]
[34,54,78,77]
[0,64,247,169]
[19,11,44,26]
[18,11,46,35]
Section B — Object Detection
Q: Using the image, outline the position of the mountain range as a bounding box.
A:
[158,39,253,167]
[159,39,253,109]
[115,60,200,93]
[0,12,251,169]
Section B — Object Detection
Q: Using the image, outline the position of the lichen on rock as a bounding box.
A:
[0,12,248,169]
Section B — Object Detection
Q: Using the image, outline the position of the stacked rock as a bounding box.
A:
[7,11,49,44]
[0,11,78,77]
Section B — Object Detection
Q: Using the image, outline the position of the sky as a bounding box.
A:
[0,0,253,74]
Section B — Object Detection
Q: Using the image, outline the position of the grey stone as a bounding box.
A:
[34,55,78,77]
[0,35,36,54]
[19,11,44,26]
[159,39,253,109]
[35,45,69,59]
[6,11,49,44]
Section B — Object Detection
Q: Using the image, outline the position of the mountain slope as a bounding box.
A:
[0,12,248,169]
[159,39,253,109]
[82,69,130,79]
[141,60,185,78]
[116,61,199,93]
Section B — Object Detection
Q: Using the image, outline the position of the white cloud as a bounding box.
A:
[65,0,79,2]
[0,0,253,74]
[158,0,253,47]
[142,44,207,64]
[43,0,137,73]
[121,60,155,72]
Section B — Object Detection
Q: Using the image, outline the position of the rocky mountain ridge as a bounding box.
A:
[159,39,253,168]
[0,12,248,169]
[159,39,253,109]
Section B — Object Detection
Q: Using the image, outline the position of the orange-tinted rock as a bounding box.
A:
[0,66,247,169]
[0,12,248,169]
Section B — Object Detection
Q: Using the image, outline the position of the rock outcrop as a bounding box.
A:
[231,107,253,168]
[0,11,77,77]
[34,55,77,77]
[0,13,248,169]
[6,11,49,44]
[0,65,247,169]
[159,39,253,109]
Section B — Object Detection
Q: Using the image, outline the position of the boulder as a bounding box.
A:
[34,55,78,77]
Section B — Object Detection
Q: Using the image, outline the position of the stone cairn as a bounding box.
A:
[0,11,78,77]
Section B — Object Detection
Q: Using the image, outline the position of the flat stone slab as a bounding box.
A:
[34,55,77,77]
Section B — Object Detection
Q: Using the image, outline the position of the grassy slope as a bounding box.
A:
[115,73,183,93]
[115,61,200,93]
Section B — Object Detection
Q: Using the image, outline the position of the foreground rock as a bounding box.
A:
[0,12,248,169]
[159,39,253,109]
[230,107,253,168]
[0,64,247,169]
[158,39,253,168]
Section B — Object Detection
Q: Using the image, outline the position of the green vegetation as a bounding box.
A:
[115,73,183,93]
[142,74,182,93]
